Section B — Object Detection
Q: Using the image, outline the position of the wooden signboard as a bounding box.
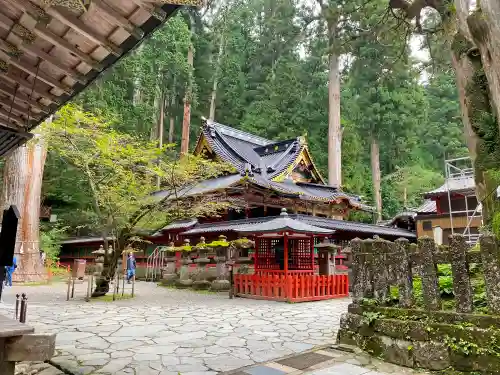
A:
[0,205,20,267]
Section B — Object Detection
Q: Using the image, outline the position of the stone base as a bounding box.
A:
[160,274,178,286]
[175,279,193,288]
[192,280,211,290]
[211,279,230,291]
[337,304,500,373]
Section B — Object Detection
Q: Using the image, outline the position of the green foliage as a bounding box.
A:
[42,0,469,230]
[40,224,68,262]
[362,311,385,326]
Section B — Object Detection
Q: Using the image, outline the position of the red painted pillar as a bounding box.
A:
[311,235,315,273]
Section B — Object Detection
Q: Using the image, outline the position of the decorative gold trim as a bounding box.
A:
[272,146,325,184]
[193,134,213,156]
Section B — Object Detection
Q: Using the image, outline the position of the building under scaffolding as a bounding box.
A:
[415,157,482,246]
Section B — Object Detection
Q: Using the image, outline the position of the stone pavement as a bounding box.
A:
[222,345,432,375]
[1,281,350,375]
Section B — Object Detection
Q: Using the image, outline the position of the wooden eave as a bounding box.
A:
[0,0,200,157]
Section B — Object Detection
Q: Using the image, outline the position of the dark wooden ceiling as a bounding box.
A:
[0,0,199,156]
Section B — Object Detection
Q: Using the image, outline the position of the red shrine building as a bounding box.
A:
[149,119,415,246]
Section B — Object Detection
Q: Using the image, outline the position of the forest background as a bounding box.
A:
[28,0,469,244]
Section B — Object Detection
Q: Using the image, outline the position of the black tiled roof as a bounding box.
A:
[181,214,416,239]
[191,120,372,211]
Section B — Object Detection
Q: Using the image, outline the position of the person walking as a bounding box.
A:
[126,252,136,284]
[5,255,17,287]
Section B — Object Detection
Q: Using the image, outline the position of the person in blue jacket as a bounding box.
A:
[126,252,136,284]
[5,255,17,287]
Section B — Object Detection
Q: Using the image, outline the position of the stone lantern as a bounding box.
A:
[315,238,339,276]
[92,245,106,275]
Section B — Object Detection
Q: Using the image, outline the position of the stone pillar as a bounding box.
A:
[449,234,473,313]
[361,239,374,298]
[350,238,364,303]
[395,238,413,308]
[418,236,441,311]
[372,238,389,303]
[480,234,500,314]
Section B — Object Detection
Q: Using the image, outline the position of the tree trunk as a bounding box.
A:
[180,44,194,155]
[1,133,47,282]
[449,0,500,224]
[209,36,225,121]
[157,94,164,189]
[327,47,342,188]
[132,44,144,106]
[371,136,382,223]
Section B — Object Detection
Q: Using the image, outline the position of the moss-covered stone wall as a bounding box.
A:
[338,304,500,374]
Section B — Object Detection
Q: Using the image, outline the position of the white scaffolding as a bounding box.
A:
[444,157,482,245]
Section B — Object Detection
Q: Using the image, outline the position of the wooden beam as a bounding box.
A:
[0,71,60,104]
[0,39,88,84]
[0,4,104,72]
[0,97,42,121]
[0,107,26,126]
[0,83,49,113]
[33,25,104,72]
[92,0,145,39]
[0,118,24,131]
[0,52,73,95]
[130,0,167,21]
[2,0,50,23]
[46,7,122,57]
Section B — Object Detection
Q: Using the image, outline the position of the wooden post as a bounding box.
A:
[85,274,91,302]
[131,275,135,298]
[284,234,289,275]
[310,235,315,272]
[66,275,71,301]
[121,270,125,297]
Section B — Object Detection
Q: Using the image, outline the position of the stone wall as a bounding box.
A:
[338,234,500,374]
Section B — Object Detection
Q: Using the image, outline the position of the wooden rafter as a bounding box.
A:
[0,39,87,84]
[0,96,40,119]
[33,25,104,72]
[0,52,72,94]
[0,83,49,113]
[45,7,122,57]
[92,0,145,40]
[0,106,26,126]
[0,70,59,104]
[0,0,183,156]
[130,0,167,21]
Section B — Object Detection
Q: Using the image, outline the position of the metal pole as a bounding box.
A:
[15,294,19,320]
[71,278,75,298]
[21,295,27,323]
[112,273,117,301]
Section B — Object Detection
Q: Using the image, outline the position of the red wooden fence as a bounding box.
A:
[233,273,349,302]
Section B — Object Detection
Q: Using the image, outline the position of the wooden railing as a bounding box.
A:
[233,273,349,302]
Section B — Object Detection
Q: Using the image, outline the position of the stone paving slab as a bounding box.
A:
[221,346,432,375]
[1,281,350,374]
